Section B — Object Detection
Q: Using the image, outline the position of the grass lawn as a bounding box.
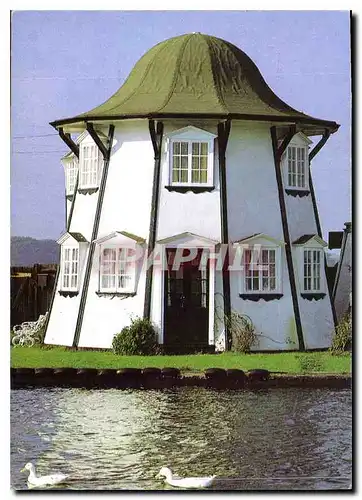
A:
[11,346,351,374]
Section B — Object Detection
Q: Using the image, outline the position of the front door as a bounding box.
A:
[164,249,209,352]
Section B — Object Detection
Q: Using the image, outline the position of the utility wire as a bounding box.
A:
[12,151,67,155]
[13,134,58,139]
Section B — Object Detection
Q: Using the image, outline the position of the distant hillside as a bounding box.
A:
[11,236,59,266]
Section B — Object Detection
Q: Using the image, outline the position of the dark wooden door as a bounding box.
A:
[164,249,209,352]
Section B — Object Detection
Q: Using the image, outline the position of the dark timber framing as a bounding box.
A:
[72,124,115,347]
[271,125,305,351]
[143,120,164,319]
[307,130,337,328]
[217,119,232,351]
[59,128,80,158]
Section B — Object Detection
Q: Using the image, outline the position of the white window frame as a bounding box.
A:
[79,143,103,189]
[240,245,282,294]
[166,126,216,187]
[302,248,323,293]
[99,245,136,293]
[282,133,312,191]
[61,246,79,291]
[64,157,79,195]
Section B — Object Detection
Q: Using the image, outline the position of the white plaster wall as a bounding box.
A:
[226,122,284,241]
[298,295,334,349]
[291,247,335,349]
[97,122,154,239]
[66,198,72,228]
[78,245,147,348]
[284,194,319,243]
[334,232,352,321]
[157,122,221,241]
[44,294,81,346]
[69,193,98,242]
[229,249,298,351]
[44,246,89,346]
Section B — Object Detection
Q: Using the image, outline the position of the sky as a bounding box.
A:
[11,10,351,241]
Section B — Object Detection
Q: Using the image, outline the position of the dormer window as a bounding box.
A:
[287,146,307,189]
[282,133,312,193]
[166,126,216,190]
[79,143,103,189]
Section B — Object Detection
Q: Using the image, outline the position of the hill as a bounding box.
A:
[11,236,58,266]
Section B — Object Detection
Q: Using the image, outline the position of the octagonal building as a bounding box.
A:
[44,33,339,352]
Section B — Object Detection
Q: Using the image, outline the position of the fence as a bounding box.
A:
[11,264,58,327]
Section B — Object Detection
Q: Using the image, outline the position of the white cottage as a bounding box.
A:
[44,33,339,352]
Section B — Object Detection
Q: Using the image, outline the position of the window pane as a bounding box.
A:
[180,169,188,183]
[181,142,188,155]
[192,142,199,155]
[200,142,208,155]
[192,170,200,183]
[173,142,180,155]
[200,169,208,183]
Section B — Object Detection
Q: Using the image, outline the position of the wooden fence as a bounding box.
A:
[11,264,58,327]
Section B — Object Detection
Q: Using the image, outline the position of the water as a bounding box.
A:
[11,387,352,491]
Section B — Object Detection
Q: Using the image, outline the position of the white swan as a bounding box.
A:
[156,466,215,489]
[21,462,68,487]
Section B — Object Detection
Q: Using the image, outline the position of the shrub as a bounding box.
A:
[330,312,352,355]
[228,312,259,353]
[112,317,158,355]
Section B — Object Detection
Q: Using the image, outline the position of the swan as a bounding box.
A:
[21,462,68,487]
[156,466,215,489]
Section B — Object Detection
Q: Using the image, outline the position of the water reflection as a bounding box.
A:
[11,388,352,490]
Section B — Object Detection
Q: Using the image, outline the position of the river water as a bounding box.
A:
[11,387,352,491]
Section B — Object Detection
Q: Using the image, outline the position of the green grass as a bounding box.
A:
[10,346,351,374]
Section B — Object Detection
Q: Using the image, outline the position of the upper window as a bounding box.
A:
[287,146,307,189]
[167,126,216,187]
[61,247,79,291]
[79,143,103,189]
[303,249,322,292]
[64,158,79,195]
[282,133,312,191]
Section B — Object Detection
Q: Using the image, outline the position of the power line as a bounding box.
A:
[12,151,67,155]
[13,134,59,139]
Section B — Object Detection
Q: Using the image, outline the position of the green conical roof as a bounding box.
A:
[52,33,338,134]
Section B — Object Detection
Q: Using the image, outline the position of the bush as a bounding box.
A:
[112,317,158,355]
[330,312,352,355]
[228,312,259,353]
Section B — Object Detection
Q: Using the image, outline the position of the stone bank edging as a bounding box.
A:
[11,367,351,390]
